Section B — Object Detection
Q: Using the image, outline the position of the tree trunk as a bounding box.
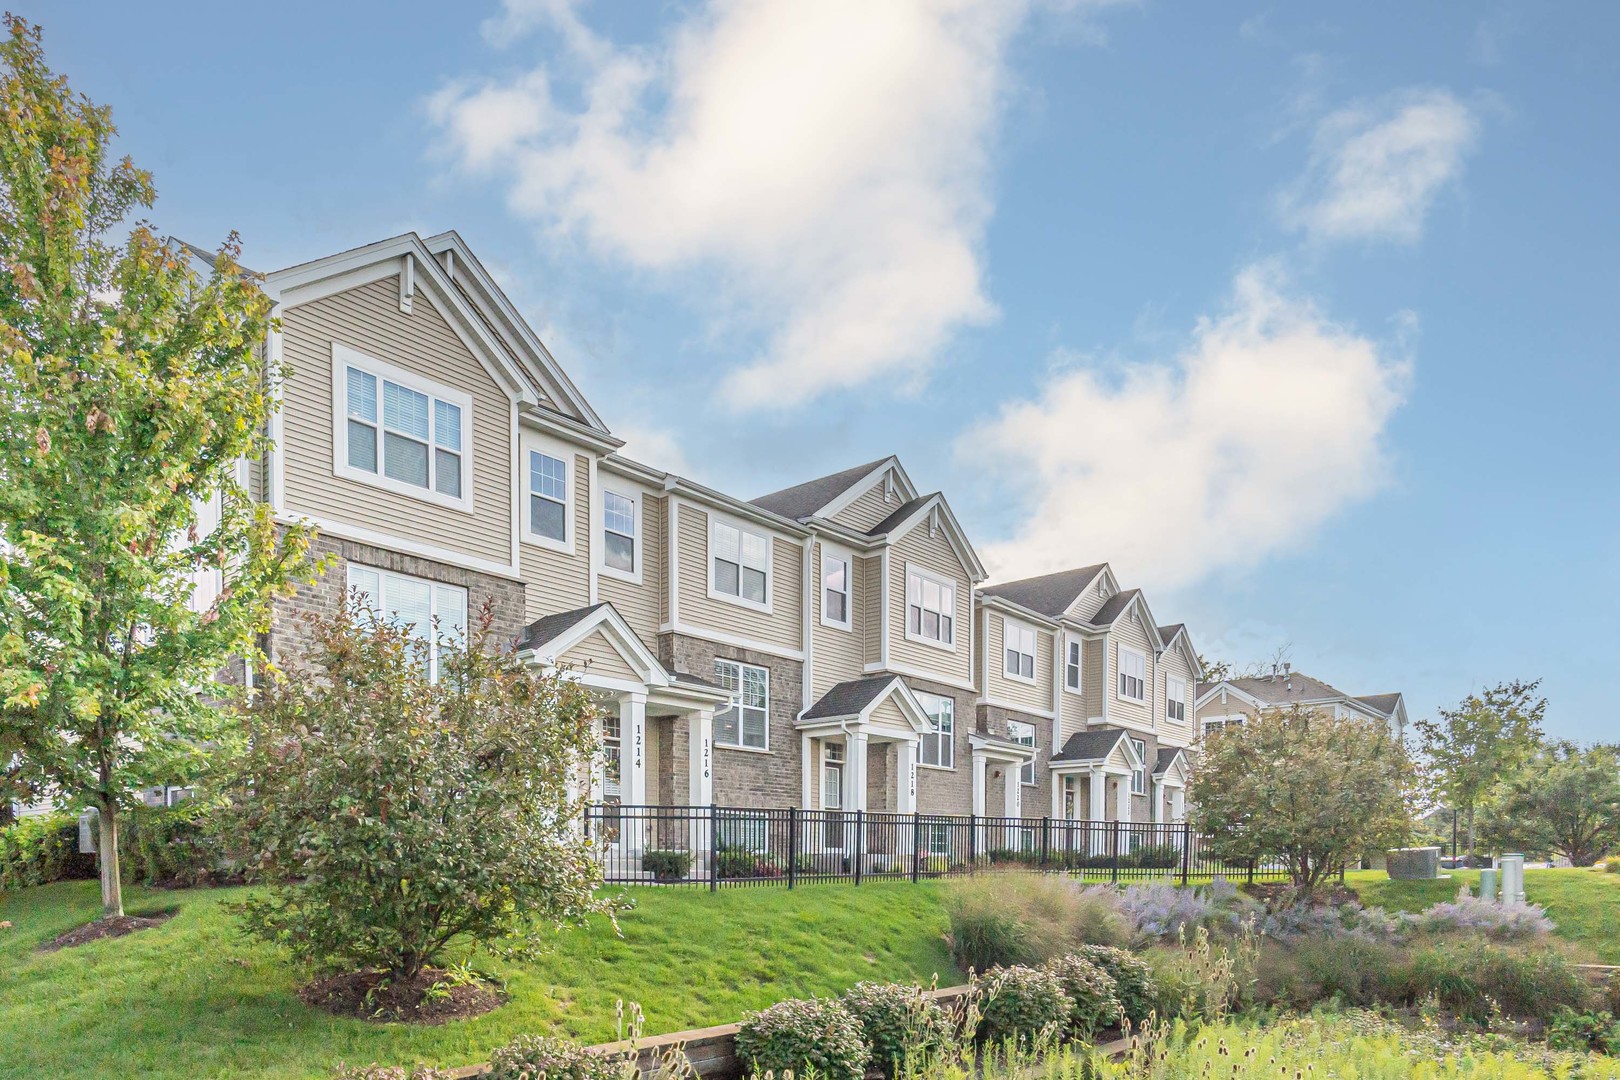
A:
[1465,805,1476,860]
[97,800,124,918]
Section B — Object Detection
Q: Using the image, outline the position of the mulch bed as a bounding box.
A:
[38,909,178,952]
[298,967,505,1024]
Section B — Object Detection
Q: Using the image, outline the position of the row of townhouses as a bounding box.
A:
[151,230,1403,852]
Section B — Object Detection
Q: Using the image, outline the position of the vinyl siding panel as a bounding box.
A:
[811,540,864,700]
[1059,635,1086,741]
[1108,614,1156,732]
[870,696,910,733]
[520,451,592,622]
[1158,645,1198,747]
[984,612,1054,714]
[280,276,513,566]
[885,525,972,686]
[1066,582,1112,623]
[831,480,899,532]
[674,502,803,653]
[859,555,883,666]
[558,628,640,682]
[598,487,662,653]
[1083,638,1105,722]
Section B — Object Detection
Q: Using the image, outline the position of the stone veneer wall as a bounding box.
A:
[907,675,976,816]
[269,532,527,673]
[659,632,804,808]
[976,702,1056,818]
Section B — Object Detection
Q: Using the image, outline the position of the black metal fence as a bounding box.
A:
[583,803,1288,889]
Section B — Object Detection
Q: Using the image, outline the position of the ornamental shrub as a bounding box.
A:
[976,965,1071,1048]
[122,801,229,887]
[1042,954,1121,1037]
[1416,891,1555,940]
[1393,942,1592,1022]
[840,981,954,1077]
[1071,944,1155,1024]
[943,873,1129,973]
[332,1066,451,1080]
[736,997,867,1080]
[487,1035,628,1080]
[639,850,690,883]
[1546,1007,1620,1055]
[0,811,95,891]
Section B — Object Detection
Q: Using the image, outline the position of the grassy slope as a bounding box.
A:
[0,880,959,1080]
[1347,867,1620,963]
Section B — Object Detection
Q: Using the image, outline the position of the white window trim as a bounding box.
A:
[1129,736,1148,795]
[713,658,771,751]
[819,546,853,632]
[1064,637,1083,693]
[1009,719,1037,786]
[821,742,845,812]
[915,690,956,771]
[346,562,468,684]
[706,512,774,614]
[1166,676,1188,725]
[1117,645,1147,703]
[331,343,474,514]
[520,434,575,555]
[1001,618,1038,685]
[599,485,642,585]
[903,562,958,652]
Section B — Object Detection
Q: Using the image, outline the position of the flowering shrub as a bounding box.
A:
[736,997,868,1080]
[1071,944,1156,1024]
[487,1035,627,1080]
[1260,901,1411,943]
[1042,955,1121,1037]
[976,965,1071,1048]
[1417,890,1555,940]
[943,873,1129,972]
[1117,879,1254,940]
[332,1067,450,1080]
[840,981,954,1076]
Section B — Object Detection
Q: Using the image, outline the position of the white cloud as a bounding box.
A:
[967,264,1410,591]
[429,0,1125,408]
[612,421,692,477]
[1279,88,1479,243]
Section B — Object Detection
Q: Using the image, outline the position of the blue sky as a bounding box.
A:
[36,1,1619,740]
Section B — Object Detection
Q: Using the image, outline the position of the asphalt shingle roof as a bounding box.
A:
[979,565,1108,618]
[516,603,608,652]
[802,676,902,720]
[866,494,935,537]
[1089,588,1142,628]
[1051,727,1130,764]
[750,458,891,520]
[1354,693,1403,716]
[1224,672,1349,705]
[1153,747,1185,775]
[1158,623,1186,645]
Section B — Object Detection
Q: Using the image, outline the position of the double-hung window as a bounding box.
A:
[1009,719,1036,785]
[1203,715,1242,737]
[1118,646,1146,702]
[712,520,770,606]
[714,659,768,749]
[1065,639,1082,692]
[346,564,468,683]
[1129,737,1147,795]
[1003,621,1036,681]
[340,351,469,506]
[1166,677,1188,725]
[906,567,955,646]
[603,489,636,573]
[821,551,851,628]
[528,451,569,544]
[916,691,954,768]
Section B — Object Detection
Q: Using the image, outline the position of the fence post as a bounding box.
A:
[1040,816,1050,869]
[967,813,977,870]
[853,809,865,886]
[1179,821,1191,887]
[709,803,718,893]
[912,813,922,883]
[787,806,798,890]
[1110,819,1121,884]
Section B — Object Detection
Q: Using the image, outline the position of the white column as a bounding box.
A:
[1115,771,1132,824]
[1151,778,1165,825]
[1051,772,1063,820]
[897,739,918,814]
[688,708,715,865]
[1004,762,1021,818]
[848,731,869,812]
[1170,786,1185,823]
[971,750,988,856]
[1088,766,1107,855]
[621,695,647,806]
[800,732,814,808]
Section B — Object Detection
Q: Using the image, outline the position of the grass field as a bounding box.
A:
[1347,866,1620,962]
[0,879,960,1080]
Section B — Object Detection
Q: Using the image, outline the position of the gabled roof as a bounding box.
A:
[750,458,894,520]
[1051,727,1134,765]
[1223,672,1348,706]
[862,491,988,582]
[979,564,1109,618]
[1153,747,1188,777]
[516,602,610,653]
[866,494,933,537]
[1354,693,1403,717]
[514,602,670,689]
[802,675,906,720]
[1090,588,1141,628]
[1158,624,1186,646]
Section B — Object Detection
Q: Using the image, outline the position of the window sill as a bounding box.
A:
[904,630,957,653]
[819,616,854,633]
[522,531,574,556]
[714,742,773,755]
[600,564,641,586]
[918,762,956,773]
[706,586,773,617]
[332,462,476,515]
[1003,669,1039,686]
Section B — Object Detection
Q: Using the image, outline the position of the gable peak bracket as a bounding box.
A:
[399,253,415,315]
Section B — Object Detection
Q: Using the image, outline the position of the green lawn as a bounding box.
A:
[1347,867,1620,963]
[0,880,960,1080]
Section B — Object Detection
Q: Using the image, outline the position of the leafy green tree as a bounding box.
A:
[0,16,316,916]
[1413,680,1546,860]
[222,603,618,990]
[1189,705,1415,897]
[1479,742,1620,866]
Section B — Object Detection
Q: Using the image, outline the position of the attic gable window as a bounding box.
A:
[336,345,471,511]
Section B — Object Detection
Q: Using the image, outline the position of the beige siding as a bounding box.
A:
[1157,643,1198,747]
[674,502,804,653]
[1082,638,1106,722]
[520,451,592,621]
[884,524,972,686]
[1065,578,1114,623]
[870,696,910,733]
[859,555,883,666]
[558,628,640,682]
[1108,613,1156,732]
[830,478,900,532]
[811,540,865,700]
[281,276,512,566]
[1059,635,1086,741]
[598,487,663,653]
[984,612,1055,714]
